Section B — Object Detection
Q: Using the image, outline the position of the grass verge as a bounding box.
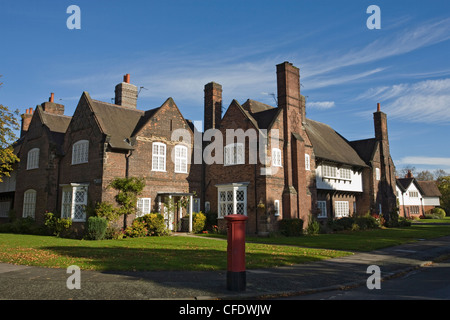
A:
[1,220,449,272]
[0,233,350,271]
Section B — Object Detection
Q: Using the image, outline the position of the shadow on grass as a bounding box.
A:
[42,245,338,272]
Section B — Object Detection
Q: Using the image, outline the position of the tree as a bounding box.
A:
[0,76,20,182]
[109,177,145,227]
[416,170,434,181]
[397,166,416,178]
[434,169,449,180]
[436,176,450,216]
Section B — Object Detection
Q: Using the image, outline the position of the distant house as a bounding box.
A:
[396,170,442,218]
[416,180,442,213]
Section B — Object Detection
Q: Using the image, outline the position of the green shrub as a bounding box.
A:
[306,216,321,235]
[44,212,72,237]
[85,216,108,240]
[431,207,446,219]
[279,218,304,236]
[124,219,148,238]
[93,201,120,222]
[135,213,168,236]
[0,217,44,235]
[193,212,206,234]
[354,215,379,230]
[328,217,354,231]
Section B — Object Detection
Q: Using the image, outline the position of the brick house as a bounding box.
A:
[204,62,398,234]
[3,75,201,233]
[1,61,399,234]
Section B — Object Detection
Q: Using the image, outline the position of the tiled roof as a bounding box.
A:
[89,98,145,150]
[416,180,442,197]
[304,119,367,167]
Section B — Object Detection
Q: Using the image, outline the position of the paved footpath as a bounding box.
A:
[1,235,450,300]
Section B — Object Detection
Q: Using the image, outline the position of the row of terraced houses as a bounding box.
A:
[0,62,441,234]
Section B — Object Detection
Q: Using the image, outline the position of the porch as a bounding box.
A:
[156,192,195,233]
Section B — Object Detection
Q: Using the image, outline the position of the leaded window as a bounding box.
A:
[217,184,247,218]
[72,140,89,165]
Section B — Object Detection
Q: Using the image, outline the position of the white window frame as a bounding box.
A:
[23,189,37,219]
[410,206,420,215]
[152,142,166,172]
[339,168,352,180]
[274,200,280,217]
[27,148,39,170]
[322,165,337,178]
[72,140,89,165]
[334,201,349,218]
[174,145,188,173]
[217,183,248,218]
[224,143,244,166]
[137,198,152,217]
[61,184,88,222]
[409,191,418,198]
[272,148,282,167]
[305,154,310,171]
[317,201,327,218]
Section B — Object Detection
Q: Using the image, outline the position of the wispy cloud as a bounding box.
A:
[301,17,450,79]
[304,68,386,90]
[397,156,450,167]
[307,101,336,109]
[53,17,450,112]
[358,78,450,124]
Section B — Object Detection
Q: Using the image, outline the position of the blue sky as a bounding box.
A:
[1,0,450,174]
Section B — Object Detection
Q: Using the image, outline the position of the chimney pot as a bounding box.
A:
[377,103,381,112]
[124,74,130,83]
[50,93,54,103]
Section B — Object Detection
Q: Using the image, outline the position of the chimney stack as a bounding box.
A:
[406,170,413,179]
[204,82,222,131]
[21,108,34,137]
[374,102,388,141]
[115,74,138,108]
[42,93,65,115]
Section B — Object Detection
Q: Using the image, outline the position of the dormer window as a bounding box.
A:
[72,140,89,165]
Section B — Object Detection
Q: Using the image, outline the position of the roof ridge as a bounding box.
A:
[41,111,72,118]
[91,99,145,113]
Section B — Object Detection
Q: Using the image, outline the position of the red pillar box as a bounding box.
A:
[225,214,248,291]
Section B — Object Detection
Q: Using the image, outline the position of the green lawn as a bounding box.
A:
[246,224,450,251]
[1,219,449,272]
[0,233,350,271]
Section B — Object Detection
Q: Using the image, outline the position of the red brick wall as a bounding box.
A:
[14,110,60,224]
